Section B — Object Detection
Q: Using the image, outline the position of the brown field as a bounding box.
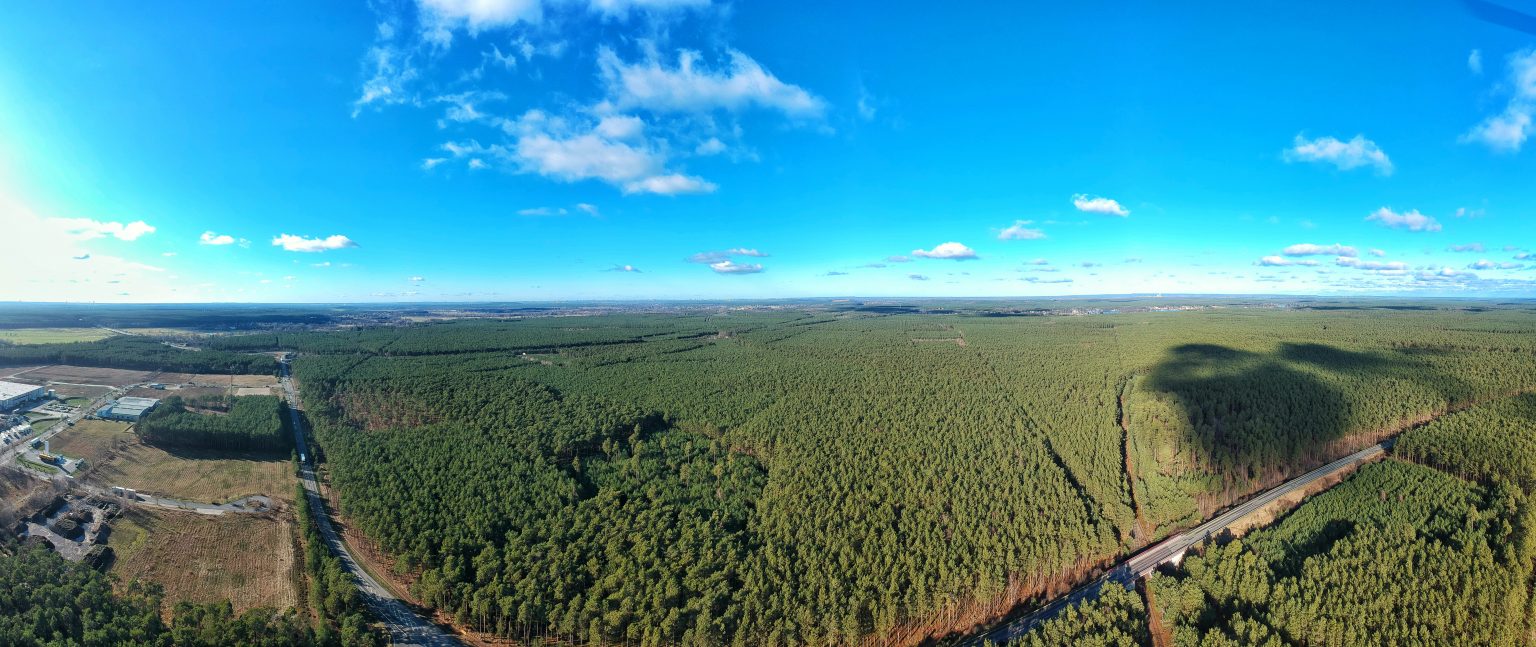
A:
[155,373,278,388]
[123,386,226,400]
[51,420,294,504]
[48,383,114,400]
[48,420,134,464]
[20,365,156,387]
[110,507,298,612]
[0,365,50,379]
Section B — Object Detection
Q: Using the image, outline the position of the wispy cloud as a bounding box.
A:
[1462,49,1536,152]
[1257,256,1319,267]
[908,273,929,281]
[710,260,763,274]
[597,47,826,119]
[1283,243,1358,257]
[518,206,568,216]
[1337,257,1409,271]
[911,242,978,260]
[824,270,848,276]
[606,264,642,272]
[687,248,767,264]
[997,220,1046,240]
[1469,49,1484,75]
[1071,194,1129,217]
[1366,207,1441,232]
[1283,133,1393,175]
[1469,259,1524,270]
[272,233,359,252]
[1448,243,1486,253]
[199,231,241,246]
[51,218,156,242]
[886,255,912,263]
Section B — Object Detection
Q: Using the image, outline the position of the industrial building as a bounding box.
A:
[0,381,48,411]
[97,396,160,421]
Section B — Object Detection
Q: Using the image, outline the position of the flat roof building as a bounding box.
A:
[97,396,160,421]
[0,381,47,411]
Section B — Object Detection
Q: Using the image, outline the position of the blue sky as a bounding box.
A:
[2,1,1534,302]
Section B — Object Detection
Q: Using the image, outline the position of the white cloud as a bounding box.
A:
[1469,259,1524,270]
[1470,49,1484,75]
[1369,248,1386,257]
[998,220,1046,240]
[199,231,238,246]
[313,261,332,268]
[421,157,448,170]
[1025,258,1050,265]
[908,274,929,281]
[1283,134,1393,175]
[857,85,877,121]
[1448,243,1486,253]
[518,207,567,216]
[1071,194,1129,217]
[688,248,767,264]
[1283,243,1358,257]
[911,242,978,260]
[408,276,425,282]
[586,0,709,18]
[576,203,600,216]
[417,0,542,38]
[886,255,912,263]
[607,264,641,272]
[1462,49,1536,152]
[272,234,359,252]
[695,137,727,155]
[1256,256,1320,267]
[709,260,763,274]
[1455,207,1486,218]
[51,218,156,241]
[1418,267,1477,280]
[597,47,826,119]
[1337,258,1409,271]
[481,110,716,195]
[1366,207,1441,232]
[622,173,716,195]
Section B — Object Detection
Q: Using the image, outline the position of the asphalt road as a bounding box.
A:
[280,358,462,647]
[958,439,1392,645]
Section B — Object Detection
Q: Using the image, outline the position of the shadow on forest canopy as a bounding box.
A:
[1144,342,1472,481]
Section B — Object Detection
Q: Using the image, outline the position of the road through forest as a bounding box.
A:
[955,439,1392,645]
[280,358,463,646]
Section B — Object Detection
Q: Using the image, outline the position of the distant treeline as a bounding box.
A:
[137,395,291,452]
[0,336,277,375]
[0,303,335,330]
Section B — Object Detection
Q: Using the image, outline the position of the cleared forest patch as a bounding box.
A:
[110,507,297,612]
[0,328,116,345]
[54,420,293,504]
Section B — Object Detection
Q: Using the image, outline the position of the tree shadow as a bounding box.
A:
[1144,341,1473,484]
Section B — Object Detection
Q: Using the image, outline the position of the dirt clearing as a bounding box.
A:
[110,507,298,612]
[15,365,156,387]
[52,420,294,504]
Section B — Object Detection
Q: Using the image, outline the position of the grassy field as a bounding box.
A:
[110,507,298,612]
[50,419,294,504]
[0,328,116,344]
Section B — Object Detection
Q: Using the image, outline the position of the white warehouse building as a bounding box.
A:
[0,381,47,411]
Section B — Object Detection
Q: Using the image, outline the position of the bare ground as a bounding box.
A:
[110,507,298,612]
